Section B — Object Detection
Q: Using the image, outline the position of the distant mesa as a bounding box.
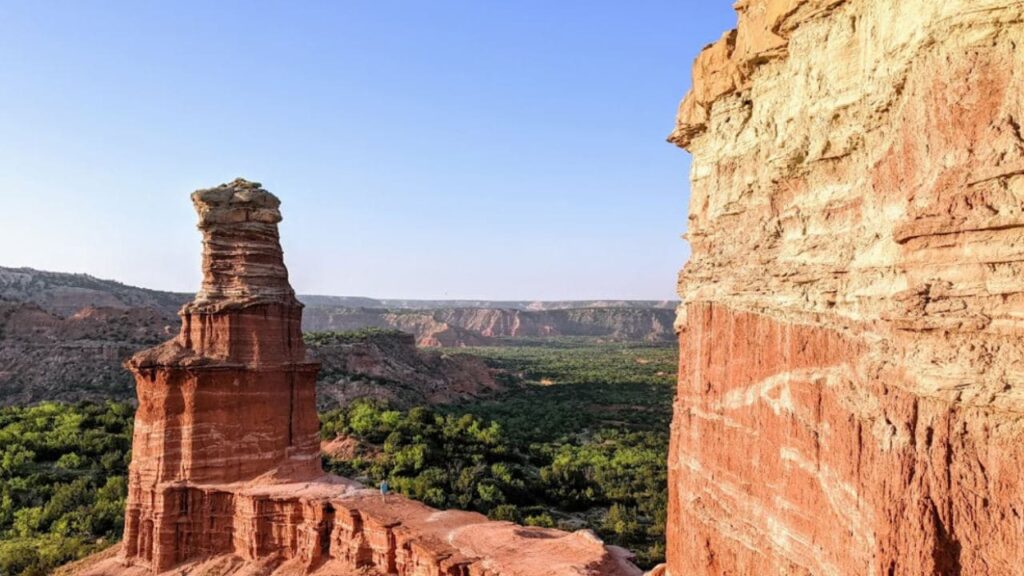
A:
[67,179,641,576]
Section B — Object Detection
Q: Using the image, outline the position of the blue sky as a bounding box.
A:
[0,2,735,300]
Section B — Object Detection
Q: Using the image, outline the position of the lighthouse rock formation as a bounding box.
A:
[72,179,640,576]
[666,0,1024,575]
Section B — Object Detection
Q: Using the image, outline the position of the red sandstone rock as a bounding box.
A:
[668,1,1024,575]
[67,179,639,576]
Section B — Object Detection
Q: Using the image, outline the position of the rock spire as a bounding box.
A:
[69,180,640,576]
[189,179,297,310]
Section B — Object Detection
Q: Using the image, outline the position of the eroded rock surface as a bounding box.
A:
[0,301,175,403]
[69,179,639,576]
[667,1,1024,575]
[311,330,502,409]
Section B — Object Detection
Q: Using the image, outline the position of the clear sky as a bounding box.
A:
[0,2,736,300]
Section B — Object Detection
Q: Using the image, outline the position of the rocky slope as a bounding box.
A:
[66,179,640,576]
[665,1,1024,575]
[309,329,501,409]
[0,267,188,317]
[0,301,176,404]
[0,307,499,407]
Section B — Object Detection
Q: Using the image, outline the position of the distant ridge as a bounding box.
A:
[1,266,675,314]
[0,265,677,406]
[0,266,190,317]
[300,294,676,311]
[0,266,679,347]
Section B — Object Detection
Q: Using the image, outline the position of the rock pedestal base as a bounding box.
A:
[76,477,640,576]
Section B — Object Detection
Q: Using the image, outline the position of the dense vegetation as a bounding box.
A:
[0,338,676,573]
[303,327,409,346]
[322,340,676,567]
[0,402,132,576]
[450,339,676,439]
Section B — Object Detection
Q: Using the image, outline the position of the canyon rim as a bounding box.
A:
[666,0,1024,575]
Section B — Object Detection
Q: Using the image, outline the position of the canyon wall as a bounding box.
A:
[0,267,675,407]
[71,179,639,576]
[301,305,678,347]
[667,1,1024,575]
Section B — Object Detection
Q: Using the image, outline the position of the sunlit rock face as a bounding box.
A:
[71,179,641,576]
[667,1,1024,575]
[121,179,323,571]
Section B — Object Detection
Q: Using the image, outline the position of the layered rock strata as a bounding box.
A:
[301,306,678,347]
[77,478,638,576]
[121,180,323,571]
[667,1,1024,575]
[74,179,639,576]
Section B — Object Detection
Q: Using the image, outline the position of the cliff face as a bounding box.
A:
[72,179,640,576]
[667,1,1024,575]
